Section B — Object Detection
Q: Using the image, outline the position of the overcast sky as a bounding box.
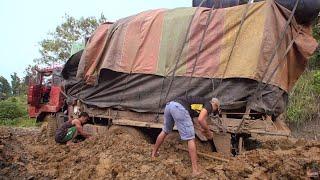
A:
[0,0,190,81]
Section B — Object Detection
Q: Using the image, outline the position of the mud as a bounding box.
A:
[290,119,320,141]
[0,126,319,180]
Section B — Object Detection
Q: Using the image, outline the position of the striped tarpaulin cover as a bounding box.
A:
[78,0,317,92]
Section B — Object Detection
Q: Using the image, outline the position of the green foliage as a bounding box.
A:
[288,20,320,125]
[0,95,37,127]
[0,95,28,119]
[0,96,28,120]
[0,76,12,100]
[10,72,24,96]
[0,101,24,119]
[23,65,37,94]
[310,21,320,69]
[7,95,28,113]
[286,71,320,124]
[34,14,107,65]
[313,71,320,93]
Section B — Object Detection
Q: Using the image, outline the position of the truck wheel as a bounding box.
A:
[55,112,65,129]
[108,125,146,140]
[45,114,57,138]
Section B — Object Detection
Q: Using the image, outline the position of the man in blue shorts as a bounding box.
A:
[151,96,220,176]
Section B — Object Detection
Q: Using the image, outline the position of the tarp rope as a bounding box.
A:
[258,30,301,94]
[252,29,302,116]
[155,76,167,121]
[154,0,207,121]
[114,38,139,120]
[113,70,133,120]
[236,0,300,133]
[216,0,254,97]
[185,3,217,96]
[157,0,254,120]
[251,0,300,101]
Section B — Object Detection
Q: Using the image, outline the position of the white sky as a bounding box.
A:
[0,0,191,80]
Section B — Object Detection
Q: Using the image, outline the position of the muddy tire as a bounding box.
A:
[45,115,57,138]
[55,112,65,129]
[108,125,146,140]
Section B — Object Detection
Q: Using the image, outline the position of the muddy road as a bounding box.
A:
[0,126,319,180]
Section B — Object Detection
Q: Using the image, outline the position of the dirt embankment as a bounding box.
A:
[0,126,320,180]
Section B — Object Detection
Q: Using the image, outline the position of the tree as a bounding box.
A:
[34,14,107,66]
[11,72,21,96]
[0,76,12,100]
[21,65,37,94]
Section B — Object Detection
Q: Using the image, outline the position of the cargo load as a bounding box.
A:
[62,0,317,118]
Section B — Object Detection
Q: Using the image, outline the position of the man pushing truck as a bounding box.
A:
[152,96,220,176]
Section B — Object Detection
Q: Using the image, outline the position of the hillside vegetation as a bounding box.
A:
[0,95,37,127]
[285,23,320,126]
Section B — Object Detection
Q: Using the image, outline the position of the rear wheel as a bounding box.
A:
[108,125,146,140]
[55,112,65,129]
[45,114,57,138]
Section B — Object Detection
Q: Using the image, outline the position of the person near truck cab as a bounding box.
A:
[55,112,91,144]
[151,96,220,177]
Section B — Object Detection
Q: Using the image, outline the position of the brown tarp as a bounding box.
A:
[62,0,318,117]
[77,0,317,92]
[64,51,287,117]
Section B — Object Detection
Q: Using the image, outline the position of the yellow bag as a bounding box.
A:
[190,104,203,113]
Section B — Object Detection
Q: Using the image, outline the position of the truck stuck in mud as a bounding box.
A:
[27,0,320,157]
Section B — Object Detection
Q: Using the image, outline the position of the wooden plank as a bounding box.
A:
[84,106,164,123]
[221,101,247,110]
[84,105,291,136]
[112,119,162,128]
[212,132,232,157]
[209,118,265,130]
[176,146,230,162]
[112,118,178,130]
[248,130,290,136]
[86,105,264,129]
[223,112,261,115]
[238,137,243,155]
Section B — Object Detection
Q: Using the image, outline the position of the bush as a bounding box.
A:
[0,101,24,120]
[0,95,28,120]
[0,95,37,127]
[310,21,320,69]
[286,71,320,124]
[313,71,320,93]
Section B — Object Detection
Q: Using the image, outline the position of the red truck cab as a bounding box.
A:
[27,67,65,121]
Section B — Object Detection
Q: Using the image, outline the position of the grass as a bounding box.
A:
[0,117,39,127]
[286,70,320,125]
[0,95,39,127]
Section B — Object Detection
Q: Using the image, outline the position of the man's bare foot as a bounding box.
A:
[191,170,202,178]
[151,150,160,158]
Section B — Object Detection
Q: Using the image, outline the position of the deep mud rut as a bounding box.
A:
[0,126,320,180]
